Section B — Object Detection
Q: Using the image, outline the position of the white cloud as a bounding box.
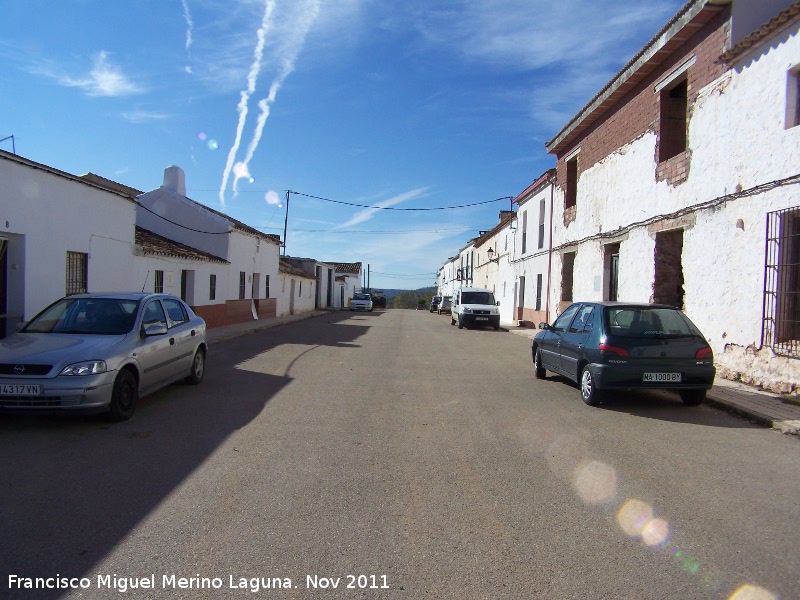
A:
[58,51,144,97]
[120,109,169,123]
[337,187,431,228]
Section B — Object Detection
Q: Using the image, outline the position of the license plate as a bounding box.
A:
[475,317,488,321]
[0,384,42,396]
[643,373,681,383]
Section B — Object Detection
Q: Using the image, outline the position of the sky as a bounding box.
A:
[0,0,687,290]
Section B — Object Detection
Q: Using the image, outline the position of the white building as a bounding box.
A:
[543,0,800,393]
[508,170,556,326]
[281,257,336,310]
[473,211,516,322]
[136,166,281,328]
[331,262,362,309]
[278,258,317,316]
[0,151,137,336]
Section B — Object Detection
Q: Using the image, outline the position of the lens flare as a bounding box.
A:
[641,517,669,547]
[729,584,777,600]
[616,499,653,537]
[573,460,618,506]
[197,131,207,141]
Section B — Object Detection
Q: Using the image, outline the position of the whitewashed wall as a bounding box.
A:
[0,155,136,323]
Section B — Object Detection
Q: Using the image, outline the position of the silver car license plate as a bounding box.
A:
[643,373,681,382]
[0,384,42,396]
[475,317,488,321]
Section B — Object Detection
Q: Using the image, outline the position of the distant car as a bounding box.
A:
[429,296,442,312]
[415,305,426,310]
[0,293,207,421]
[350,293,373,312]
[532,302,715,407]
[437,298,452,315]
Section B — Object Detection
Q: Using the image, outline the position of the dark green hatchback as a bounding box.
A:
[532,302,715,406]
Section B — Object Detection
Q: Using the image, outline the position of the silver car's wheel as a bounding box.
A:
[580,366,602,406]
[185,348,205,385]
[108,369,137,421]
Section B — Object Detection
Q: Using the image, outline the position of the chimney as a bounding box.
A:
[163,165,186,196]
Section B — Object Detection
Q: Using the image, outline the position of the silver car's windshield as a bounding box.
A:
[606,307,697,338]
[23,298,140,335]
[353,294,371,300]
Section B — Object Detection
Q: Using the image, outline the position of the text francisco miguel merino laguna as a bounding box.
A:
[8,573,391,592]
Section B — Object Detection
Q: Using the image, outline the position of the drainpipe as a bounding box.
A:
[545,176,555,324]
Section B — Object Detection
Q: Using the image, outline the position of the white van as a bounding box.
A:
[451,287,500,330]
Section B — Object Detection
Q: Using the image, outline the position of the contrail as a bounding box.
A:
[181,0,193,73]
[232,0,321,195]
[218,0,277,208]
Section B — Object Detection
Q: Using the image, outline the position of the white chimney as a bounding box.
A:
[163,165,186,196]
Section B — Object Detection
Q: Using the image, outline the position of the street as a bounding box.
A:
[1,309,798,599]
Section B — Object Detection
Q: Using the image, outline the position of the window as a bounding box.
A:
[659,78,688,162]
[521,211,528,254]
[265,275,270,298]
[154,270,164,294]
[142,300,167,327]
[209,274,216,300]
[162,298,188,327]
[565,157,578,209]
[569,304,594,334]
[299,281,302,296]
[552,302,580,333]
[538,199,546,249]
[535,274,543,311]
[787,69,800,129]
[239,271,246,300]
[66,251,87,295]
[561,252,575,302]
[763,207,800,355]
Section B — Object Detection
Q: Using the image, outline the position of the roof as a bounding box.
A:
[80,173,143,198]
[184,196,281,245]
[332,262,362,274]
[719,1,800,63]
[0,150,137,202]
[135,227,229,263]
[279,258,316,279]
[474,212,516,249]
[545,0,731,156]
[512,169,556,204]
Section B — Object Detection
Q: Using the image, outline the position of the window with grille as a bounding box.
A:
[538,199,546,249]
[154,270,164,293]
[209,274,216,300]
[535,274,543,311]
[239,272,246,300]
[763,207,800,356]
[521,211,528,254]
[265,275,270,298]
[66,252,88,295]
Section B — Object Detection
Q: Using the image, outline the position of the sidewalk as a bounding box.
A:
[503,323,800,436]
[204,313,800,437]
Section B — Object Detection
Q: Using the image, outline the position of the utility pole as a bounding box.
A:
[282,190,290,256]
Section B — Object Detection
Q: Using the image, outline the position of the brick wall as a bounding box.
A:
[554,8,730,199]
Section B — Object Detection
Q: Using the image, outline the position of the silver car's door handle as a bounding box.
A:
[169,338,175,345]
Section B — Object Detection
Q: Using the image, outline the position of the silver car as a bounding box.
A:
[0,293,207,421]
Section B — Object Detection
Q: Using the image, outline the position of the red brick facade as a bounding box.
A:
[554,8,731,201]
[193,298,277,330]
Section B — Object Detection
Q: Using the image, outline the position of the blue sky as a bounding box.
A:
[1,0,686,290]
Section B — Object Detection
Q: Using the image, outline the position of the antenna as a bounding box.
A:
[0,135,16,154]
[141,271,150,293]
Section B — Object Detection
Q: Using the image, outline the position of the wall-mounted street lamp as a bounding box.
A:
[487,247,499,263]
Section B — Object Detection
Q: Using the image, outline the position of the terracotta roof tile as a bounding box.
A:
[135,226,229,263]
[719,1,800,63]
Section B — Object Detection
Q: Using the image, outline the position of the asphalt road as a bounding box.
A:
[1,309,798,599]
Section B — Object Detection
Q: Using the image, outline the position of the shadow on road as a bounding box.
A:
[0,311,368,599]
[542,375,755,428]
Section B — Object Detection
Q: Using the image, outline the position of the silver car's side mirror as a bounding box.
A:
[142,322,168,337]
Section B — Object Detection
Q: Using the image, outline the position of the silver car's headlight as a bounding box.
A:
[463,308,473,314]
[60,360,108,376]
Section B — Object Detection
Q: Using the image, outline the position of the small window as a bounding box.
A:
[561,252,575,302]
[154,270,164,294]
[787,69,800,129]
[565,157,578,209]
[66,251,88,295]
[569,304,594,334]
[521,211,528,254]
[239,272,246,300]
[538,199,546,249]
[162,298,188,327]
[209,274,216,300]
[552,303,580,333]
[659,78,688,162]
[535,274,543,311]
[265,275,270,298]
[142,300,167,327]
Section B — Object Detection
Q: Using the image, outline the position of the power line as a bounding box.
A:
[288,191,513,211]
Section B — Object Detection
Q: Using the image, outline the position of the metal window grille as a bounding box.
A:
[265,275,270,298]
[66,251,87,295]
[535,274,542,311]
[763,207,800,356]
[239,272,246,300]
[154,270,164,293]
[209,274,216,300]
[538,200,546,249]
